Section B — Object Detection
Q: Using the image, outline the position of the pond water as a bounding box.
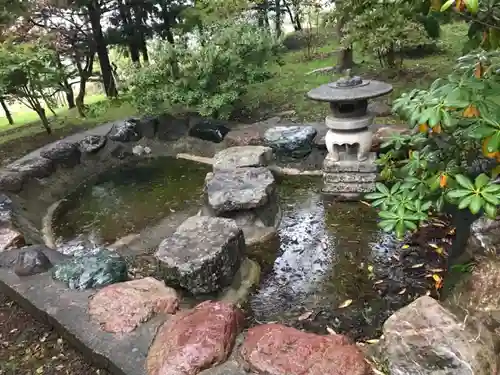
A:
[53,158,211,245]
[54,159,449,341]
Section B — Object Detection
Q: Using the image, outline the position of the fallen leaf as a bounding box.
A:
[372,368,387,375]
[411,263,424,268]
[365,338,380,344]
[428,243,439,249]
[367,265,374,273]
[360,200,371,207]
[433,274,443,289]
[374,280,384,285]
[434,247,445,256]
[392,254,400,261]
[326,326,336,335]
[398,288,406,295]
[430,268,444,272]
[36,367,44,374]
[298,311,313,321]
[432,274,442,282]
[338,299,353,308]
[401,244,410,249]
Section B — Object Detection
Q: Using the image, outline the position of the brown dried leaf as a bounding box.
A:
[297,311,313,321]
[338,299,353,308]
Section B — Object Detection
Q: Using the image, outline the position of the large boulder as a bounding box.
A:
[264,125,317,158]
[107,119,141,142]
[89,277,179,333]
[224,117,281,148]
[188,118,230,143]
[241,324,371,375]
[135,116,158,139]
[156,114,190,142]
[78,135,107,153]
[155,216,245,294]
[40,141,81,167]
[7,157,54,179]
[204,167,276,215]
[213,146,273,170]
[52,248,128,290]
[383,296,497,375]
[146,301,244,375]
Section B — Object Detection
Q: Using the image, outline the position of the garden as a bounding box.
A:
[0,0,499,374]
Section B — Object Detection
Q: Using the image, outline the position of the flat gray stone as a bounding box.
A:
[155,216,245,294]
[78,135,107,153]
[205,167,276,215]
[40,141,81,168]
[0,171,24,192]
[7,157,54,178]
[213,146,273,170]
[383,296,497,375]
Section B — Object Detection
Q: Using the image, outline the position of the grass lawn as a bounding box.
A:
[0,22,468,164]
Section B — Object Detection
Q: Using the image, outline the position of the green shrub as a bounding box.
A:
[125,22,283,119]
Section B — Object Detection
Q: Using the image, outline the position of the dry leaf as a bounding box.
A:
[392,254,400,261]
[401,244,410,249]
[432,274,442,282]
[428,243,439,249]
[411,263,424,268]
[430,268,444,272]
[367,265,374,273]
[326,326,336,335]
[338,299,353,308]
[372,368,387,375]
[434,247,445,255]
[365,338,380,344]
[398,288,406,295]
[298,311,313,321]
[374,280,384,285]
[360,200,371,207]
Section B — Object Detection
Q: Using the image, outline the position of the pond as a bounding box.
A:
[53,157,211,245]
[53,159,450,341]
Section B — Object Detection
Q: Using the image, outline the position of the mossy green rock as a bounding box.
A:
[52,249,128,290]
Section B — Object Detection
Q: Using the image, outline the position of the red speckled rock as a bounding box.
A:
[89,277,179,333]
[241,324,372,375]
[146,301,244,375]
[0,226,25,252]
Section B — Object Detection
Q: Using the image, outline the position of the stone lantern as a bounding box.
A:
[307,71,393,200]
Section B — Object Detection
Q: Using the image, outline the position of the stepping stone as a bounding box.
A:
[107,119,141,142]
[264,125,317,158]
[7,157,54,179]
[155,216,245,294]
[205,167,276,215]
[241,324,372,375]
[213,146,273,170]
[147,301,244,375]
[89,277,179,333]
[40,141,81,167]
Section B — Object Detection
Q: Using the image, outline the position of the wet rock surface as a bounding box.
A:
[188,119,230,143]
[383,296,497,375]
[264,125,317,158]
[107,119,142,142]
[89,277,179,333]
[156,114,190,141]
[213,146,273,170]
[40,141,81,167]
[146,301,244,375]
[205,167,276,215]
[14,247,53,276]
[7,157,54,178]
[78,135,107,153]
[241,324,371,375]
[56,236,102,257]
[135,116,158,139]
[224,117,281,147]
[52,248,128,290]
[155,216,245,294]
[0,171,24,192]
[0,245,69,269]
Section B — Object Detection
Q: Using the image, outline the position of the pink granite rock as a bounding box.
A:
[89,277,179,334]
[241,324,372,375]
[146,300,244,375]
[0,226,25,252]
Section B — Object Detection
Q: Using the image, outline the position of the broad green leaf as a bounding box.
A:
[469,195,482,214]
[364,192,386,200]
[482,184,500,193]
[465,0,479,14]
[390,182,401,195]
[484,203,497,219]
[481,192,500,205]
[486,132,500,153]
[470,125,496,139]
[458,194,473,209]
[440,0,454,11]
[375,183,390,195]
[404,220,418,230]
[475,173,490,189]
[379,219,397,232]
[455,174,475,190]
[379,210,399,220]
[395,221,406,238]
[447,189,472,199]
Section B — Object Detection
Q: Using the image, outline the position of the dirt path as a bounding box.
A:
[0,293,108,375]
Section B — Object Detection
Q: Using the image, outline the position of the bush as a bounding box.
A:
[365,51,500,238]
[125,23,283,119]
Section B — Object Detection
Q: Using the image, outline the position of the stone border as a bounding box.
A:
[41,199,64,249]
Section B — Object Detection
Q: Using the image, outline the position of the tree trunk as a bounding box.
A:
[0,97,13,125]
[140,37,149,63]
[87,0,118,97]
[275,0,282,37]
[76,79,87,118]
[66,89,75,109]
[335,7,353,72]
[36,105,51,134]
[385,44,396,69]
[165,27,174,44]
